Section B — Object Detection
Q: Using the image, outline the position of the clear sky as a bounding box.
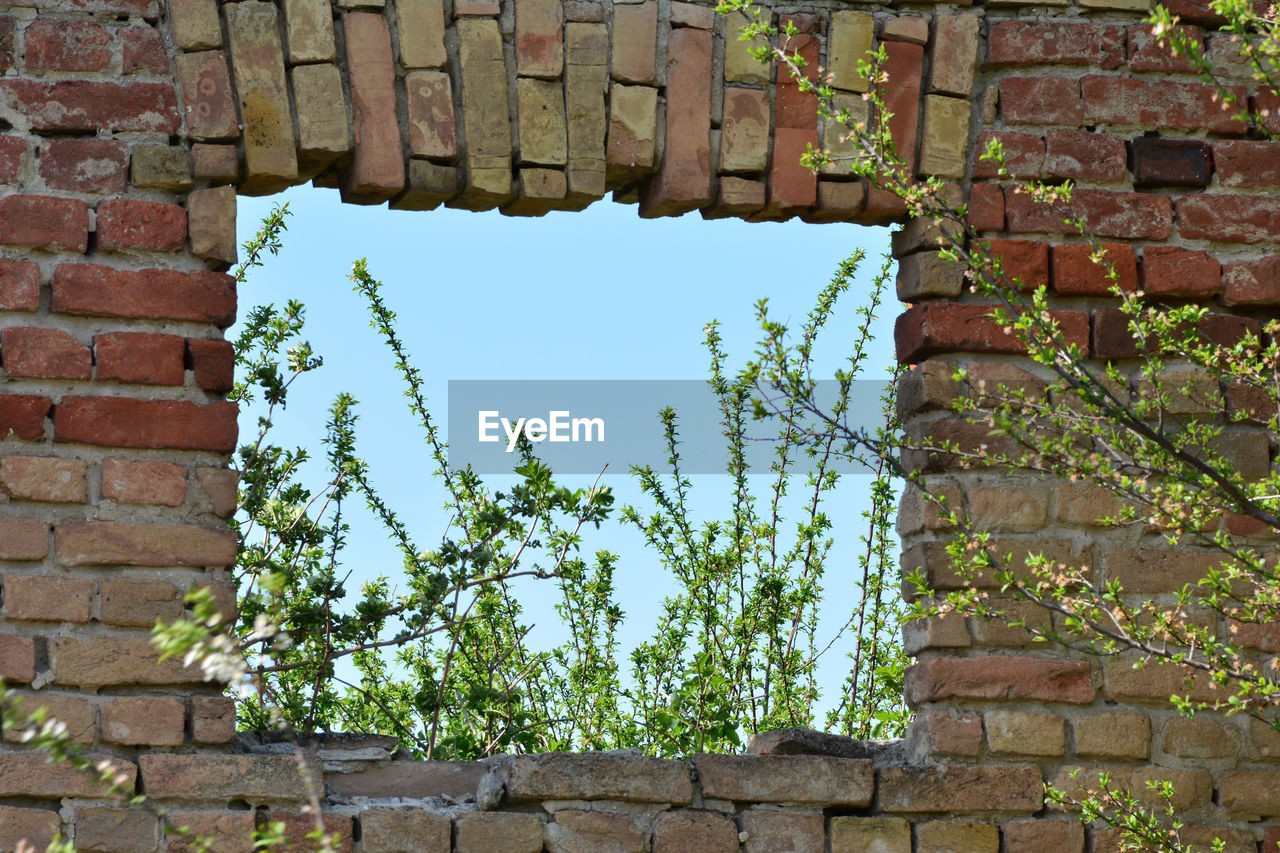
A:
[233,184,898,711]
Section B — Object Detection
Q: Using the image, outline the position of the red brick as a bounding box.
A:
[55,396,237,453]
[24,0,155,13]
[1255,91,1280,136]
[0,80,179,133]
[0,395,50,440]
[186,338,235,393]
[906,656,1095,705]
[266,813,353,853]
[1,327,91,380]
[1000,77,1082,126]
[516,0,563,77]
[0,195,88,252]
[987,22,1124,69]
[972,131,1043,179]
[38,138,128,194]
[769,127,818,213]
[639,27,712,216]
[0,518,48,559]
[55,520,237,567]
[967,183,1004,231]
[96,199,188,252]
[340,13,405,204]
[1214,140,1280,187]
[0,257,38,311]
[4,575,91,622]
[1043,129,1126,183]
[1131,137,1213,188]
[1092,308,1258,359]
[1004,819,1085,853]
[0,134,23,182]
[123,25,168,75]
[1223,256,1280,305]
[52,264,236,327]
[879,40,924,170]
[0,17,12,72]
[102,697,185,746]
[0,806,59,852]
[984,239,1049,291]
[94,331,186,386]
[102,457,188,506]
[176,50,240,141]
[1127,23,1201,72]
[1052,243,1139,296]
[1082,76,1247,134]
[166,812,255,853]
[0,634,35,683]
[24,19,111,72]
[775,15,820,131]
[1141,246,1221,297]
[1177,194,1280,243]
[0,455,86,503]
[895,302,1090,362]
[1005,188,1172,240]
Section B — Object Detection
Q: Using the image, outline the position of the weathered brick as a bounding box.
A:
[1052,242,1138,296]
[830,817,910,853]
[284,0,335,63]
[396,0,447,68]
[1178,194,1280,243]
[719,86,769,174]
[53,264,235,327]
[610,0,656,84]
[142,753,322,802]
[1054,765,1213,812]
[1128,23,1201,72]
[917,820,999,853]
[0,455,86,503]
[706,176,767,218]
[192,696,237,744]
[171,0,222,50]
[1083,76,1246,133]
[739,810,823,853]
[986,710,1065,755]
[0,257,39,311]
[56,397,237,454]
[987,22,1125,69]
[967,183,1004,231]
[0,805,59,851]
[0,517,48,558]
[403,70,455,161]
[327,761,485,801]
[517,77,568,166]
[640,26,711,215]
[1141,246,1220,296]
[4,575,92,623]
[1103,657,1231,704]
[455,18,514,207]
[131,144,194,191]
[1104,547,1225,594]
[123,26,168,75]
[930,15,980,97]
[515,0,563,77]
[545,811,643,853]
[906,656,1095,705]
[913,709,983,758]
[96,199,188,253]
[177,51,240,141]
[652,811,737,853]
[1000,77,1082,126]
[1005,189,1172,240]
[0,633,36,682]
[724,9,769,86]
[694,754,873,805]
[880,765,1043,812]
[607,82,657,180]
[1043,129,1126,182]
[38,138,128,194]
[918,95,970,178]
[506,753,692,803]
[0,133,23,182]
[775,15,819,131]
[501,167,568,216]
[1223,256,1280,305]
[76,807,161,852]
[0,195,88,252]
[454,812,540,853]
[2,327,91,380]
[102,696,185,746]
[0,17,10,72]
[290,64,350,176]
[55,519,236,567]
[829,11,873,92]
[187,186,237,267]
[101,457,188,507]
[390,160,459,210]
[1003,819,1085,853]
[883,16,930,44]
[0,754,135,798]
[0,80,179,133]
[670,1,714,27]
[187,338,235,393]
[769,127,819,212]
[339,13,404,202]
[1221,770,1280,816]
[226,2,299,193]
[1162,716,1237,759]
[563,23,608,202]
[1214,139,1280,188]
[896,302,1090,362]
[166,811,256,853]
[24,19,111,72]
[819,93,868,178]
[972,131,1043,179]
[192,143,239,182]
[966,481,1049,530]
[197,467,240,517]
[896,251,964,299]
[454,0,500,15]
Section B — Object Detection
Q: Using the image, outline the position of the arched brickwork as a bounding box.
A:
[0,0,1278,849]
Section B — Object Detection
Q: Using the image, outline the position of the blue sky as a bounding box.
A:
[233,184,898,702]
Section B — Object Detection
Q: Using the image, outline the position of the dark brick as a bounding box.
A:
[1130,137,1212,188]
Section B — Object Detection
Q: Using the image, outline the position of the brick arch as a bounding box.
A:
[0,0,1278,849]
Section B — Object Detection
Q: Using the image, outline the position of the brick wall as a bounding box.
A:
[0,0,1277,849]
